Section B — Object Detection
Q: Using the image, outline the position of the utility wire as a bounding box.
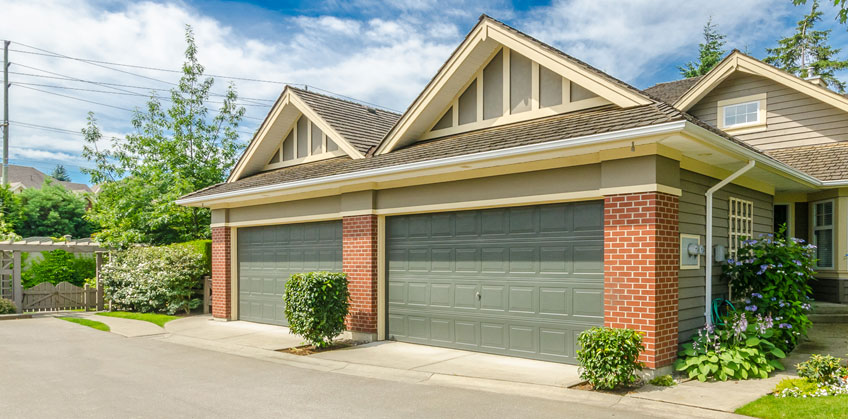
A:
[16,84,137,112]
[10,119,257,137]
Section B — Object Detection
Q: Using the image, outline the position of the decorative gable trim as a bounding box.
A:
[228,87,364,182]
[674,51,848,114]
[375,16,653,155]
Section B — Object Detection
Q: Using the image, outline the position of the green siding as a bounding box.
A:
[387,202,604,364]
[238,221,343,326]
[678,170,773,341]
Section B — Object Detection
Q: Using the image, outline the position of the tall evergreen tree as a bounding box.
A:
[794,0,848,24]
[679,18,727,78]
[766,0,848,91]
[50,164,71,181]
[82,25,245,247]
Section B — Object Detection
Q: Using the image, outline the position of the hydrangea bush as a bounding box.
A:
[101,245,206,314]
[722,228,816,352]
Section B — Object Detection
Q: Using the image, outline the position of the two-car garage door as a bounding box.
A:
[386,202,604,364]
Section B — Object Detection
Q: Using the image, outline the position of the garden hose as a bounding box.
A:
[712,298,736,326]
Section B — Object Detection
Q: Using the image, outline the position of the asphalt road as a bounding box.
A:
[0,317,652,419]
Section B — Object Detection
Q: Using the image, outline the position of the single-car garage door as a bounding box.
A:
[387,202,604,364]
[238,221,343,325]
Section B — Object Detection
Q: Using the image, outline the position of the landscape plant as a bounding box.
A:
[0,297,16,314]
[576,327,644,390]
[21,250,95,288]
[722,228,815,352]
[100,245,206,314]
[772,354,848,398]
[675,313,786,381]
[17,180,94,238]
[283,272,349,348]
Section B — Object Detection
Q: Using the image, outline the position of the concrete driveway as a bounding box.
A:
[0,317,735,418]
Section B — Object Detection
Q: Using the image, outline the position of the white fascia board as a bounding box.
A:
[177,121,688,206]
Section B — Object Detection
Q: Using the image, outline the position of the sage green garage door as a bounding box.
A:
[387,202,604,363]
[238,221,343,326]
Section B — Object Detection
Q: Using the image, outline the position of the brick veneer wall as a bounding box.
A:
[342,215,379,334]
[211,226,232,320]
[604,192,679,369]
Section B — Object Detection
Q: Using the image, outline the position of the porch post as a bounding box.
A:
[12,250,21,313]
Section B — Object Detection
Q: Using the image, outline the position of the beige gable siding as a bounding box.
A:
[678,170,773,342]
[689,72,848,150]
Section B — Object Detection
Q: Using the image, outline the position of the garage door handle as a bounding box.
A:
[476,291,481,300]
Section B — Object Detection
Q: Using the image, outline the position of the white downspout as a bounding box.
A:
[705,160,756,326]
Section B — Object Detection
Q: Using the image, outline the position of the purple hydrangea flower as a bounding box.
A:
[745,305,758,312]
[779,323,792,329]
[751,293,763,299]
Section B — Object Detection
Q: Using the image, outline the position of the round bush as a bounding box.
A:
[284,272,349,348]
[0,297,16,314]
[576,327,644,390]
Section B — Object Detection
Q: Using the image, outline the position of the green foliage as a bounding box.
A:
[21,250,95,288]
[794,0,848,24]
[766,1,848,92]
[775,377,820,395]
[58,317,110,332]
[18,180,94,238]
[737,393,848,418]
[674,314,786,382]
[82,25,246,248]
[96,311,178,328]
[576,327,644,390]
[101,245,206,314]
[0,297,16,314]
[722,228,815,352]
[679,17,727,78]
[50,164,71,182]
[649,375,676,387]
[797,354,847,385]
[0,184,22,232]
[284,272,350,348]
[169,239,211,274]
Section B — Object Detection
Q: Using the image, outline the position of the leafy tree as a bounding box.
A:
[766,0,848,92]
[82,25,245,247]
[22,250,95,288]
[0,184,22,233]
[794,0,848,24]
[18,180,93,238]
[50,164,71,182]
[679,17,727,78]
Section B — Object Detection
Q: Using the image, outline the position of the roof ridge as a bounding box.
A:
[289,85,401,116]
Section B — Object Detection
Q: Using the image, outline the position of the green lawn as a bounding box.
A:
[58,317,110,332]
[736,395,848,418]
[96,311,179,327]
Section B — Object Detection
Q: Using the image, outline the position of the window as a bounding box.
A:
[729,197,754,258]
[813,200,834,269]
[723,101,759,127]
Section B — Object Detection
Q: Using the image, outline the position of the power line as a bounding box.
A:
[15,84,137,112]
[10,119,257,137]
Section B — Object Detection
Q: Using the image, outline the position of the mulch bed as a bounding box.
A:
[569,381,642,395]
[278,339,365,356]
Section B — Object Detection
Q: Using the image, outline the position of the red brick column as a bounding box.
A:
[342,215,379,334]
[211,226,232,320]
[604,192,679,369]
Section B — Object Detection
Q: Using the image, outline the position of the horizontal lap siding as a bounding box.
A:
[689,73,848,150]
[678,170,773,342]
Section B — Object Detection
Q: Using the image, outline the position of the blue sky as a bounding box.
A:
[2,0,847,185]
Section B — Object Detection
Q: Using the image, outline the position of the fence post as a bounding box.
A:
[12,250,21,313]
[203,276,211,314]
[95,252,104,311]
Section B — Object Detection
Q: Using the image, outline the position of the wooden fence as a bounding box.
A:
[21,282,99,312]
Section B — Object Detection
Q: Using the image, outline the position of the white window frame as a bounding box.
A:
[717,93,767,133]
[813,200,835,269]
[729,197,754,258]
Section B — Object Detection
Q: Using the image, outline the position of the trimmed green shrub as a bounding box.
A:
[22,250,95,288]
[284,272,349,348]
[722,228,815,352]
[576,327,644,390]
[649,375,676,387]
[675,313,785,382]
[101,245,206,314]
[169,240,211,274]
[0,297,16,314]
[797,354,847,385]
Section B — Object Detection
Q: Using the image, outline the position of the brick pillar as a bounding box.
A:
[604,192,679,369]
[342,215,379,334]
[211,226,232,320]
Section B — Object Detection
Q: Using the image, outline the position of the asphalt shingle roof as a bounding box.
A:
[766,142,848,181]
[291,87,400,154]
[643,76,703,104]
[184,102,692,199]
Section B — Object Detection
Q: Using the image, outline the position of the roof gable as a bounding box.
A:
[375,15,653,155]
[228,87,398,181]
[673,51,848,114]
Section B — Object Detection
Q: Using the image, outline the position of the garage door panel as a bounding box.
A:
[238,221,342,326]
[387,202,603,364]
